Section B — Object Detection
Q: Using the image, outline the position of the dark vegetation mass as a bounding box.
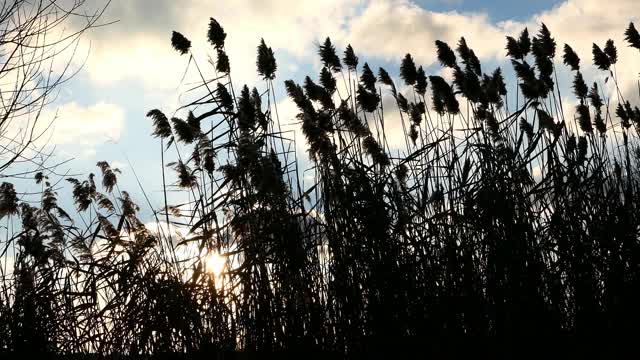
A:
[3,8,640,357]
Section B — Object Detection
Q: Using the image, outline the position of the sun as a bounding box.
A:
[206,252,226,277]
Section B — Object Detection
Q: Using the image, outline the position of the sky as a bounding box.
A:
[21,0,640,218]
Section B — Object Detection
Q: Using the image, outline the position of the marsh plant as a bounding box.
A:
[2,17,640,356]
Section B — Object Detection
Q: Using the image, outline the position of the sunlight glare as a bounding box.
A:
[206,252,226,277]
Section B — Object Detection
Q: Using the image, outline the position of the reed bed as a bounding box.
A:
[1,19,640,356]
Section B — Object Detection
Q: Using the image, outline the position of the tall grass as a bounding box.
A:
[2,19,640,356]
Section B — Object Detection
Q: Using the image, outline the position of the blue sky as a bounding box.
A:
[19,0,638,219]
[415,0,563,21]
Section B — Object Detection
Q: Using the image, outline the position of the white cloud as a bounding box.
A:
[520,0,639,99]
[84,33,185,89]
[341,0,505,65]
[110,160,129,170]
[80,148,97,159]
[78,0,363,91]
[1,101,124,166]
[81,0,499,91]
[39,102,125,146]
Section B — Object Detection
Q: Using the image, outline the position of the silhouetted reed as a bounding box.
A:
[2,19,640,357]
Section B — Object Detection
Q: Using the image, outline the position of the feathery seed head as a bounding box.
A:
[171,31,191,55]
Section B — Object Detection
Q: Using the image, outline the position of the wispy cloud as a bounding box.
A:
[40,102,125,146]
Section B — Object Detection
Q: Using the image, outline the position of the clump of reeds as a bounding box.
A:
[1,18,640,357]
